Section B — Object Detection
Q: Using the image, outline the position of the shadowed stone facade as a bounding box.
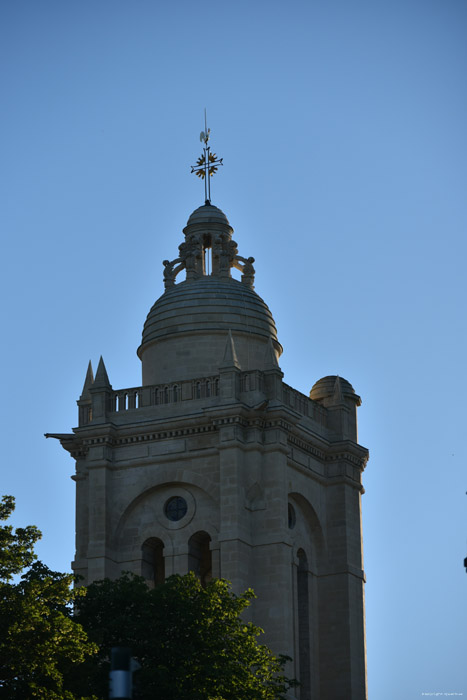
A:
[48,202,369,699]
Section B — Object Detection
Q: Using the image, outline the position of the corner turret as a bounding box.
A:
[310,375,362,441]
[88,356,112,425]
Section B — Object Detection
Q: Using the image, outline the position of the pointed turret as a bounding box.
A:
[332,375,343,404]
[262,337,283,403]
[80,360,94,400]
[77,360,94,426]
[263,337,280,370]
[88,356,112,424]
[93,356,111,389]
[218,330,241,401]
[219,330,241,370]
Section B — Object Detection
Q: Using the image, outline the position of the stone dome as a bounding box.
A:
[185,203,230,227]
[138,203,281,385]
[140,277,279,347]
[138,277,282,385]
[309,375,361,407]
[310,376,355,401]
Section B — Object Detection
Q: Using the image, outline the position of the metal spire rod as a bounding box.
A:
[190,110,223,205]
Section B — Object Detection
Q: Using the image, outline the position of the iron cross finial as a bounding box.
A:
[191,109,223,205]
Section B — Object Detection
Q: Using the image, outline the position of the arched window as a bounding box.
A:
[142,537,165,586]
[297,549,311,700]
[206,380,211,397]
[196,382,201,399]
[164,386,169,404]
[204,246,212,275]
[173,384,179,402]
[288,503,296,529]
[188,531,212,587]
[214,378,219,396]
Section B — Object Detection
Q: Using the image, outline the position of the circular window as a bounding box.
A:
[164,496,188,522]
[288,503,296,529]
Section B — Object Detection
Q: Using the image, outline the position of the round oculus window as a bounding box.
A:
[164,496,188,522]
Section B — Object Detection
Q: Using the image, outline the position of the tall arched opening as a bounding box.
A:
[188,531,212,587]
[141,537,165,586]
[297,548,311,700]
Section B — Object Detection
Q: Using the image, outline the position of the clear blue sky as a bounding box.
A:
[1,1,466,697]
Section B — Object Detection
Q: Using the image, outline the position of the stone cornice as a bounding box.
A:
[56,402,369,475]
[79,423,217,450]
[45,433,88,460]
[287,433,326,462]
[317,564,366,582]
[325,439,369,471]
[286,430,368,491]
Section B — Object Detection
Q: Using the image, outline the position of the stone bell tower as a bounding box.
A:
[47,132,369,700]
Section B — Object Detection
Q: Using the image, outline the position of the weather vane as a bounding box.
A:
[191,109,223,205]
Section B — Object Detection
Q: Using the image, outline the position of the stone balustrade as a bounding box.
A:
[110,375,221,413]
[79,372,326,428]
[282,382,327,425]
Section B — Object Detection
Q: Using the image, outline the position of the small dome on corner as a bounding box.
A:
[310,375,359,404]
[186,203,230,227]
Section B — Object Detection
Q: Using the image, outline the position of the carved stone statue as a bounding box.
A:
[179,234,203,280]
[163,259,180,290]
[234,254,256,289]
[163,214,255,289]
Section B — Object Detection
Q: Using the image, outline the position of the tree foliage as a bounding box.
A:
[0,495,41,582]
[74,572,297,700]
[1,496,296,700]
[0,496,97,699]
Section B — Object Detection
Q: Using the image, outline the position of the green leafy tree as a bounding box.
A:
[1,496,296,699]
[0,496,98,699]
[0,495,41,581]
[74,572,298,700]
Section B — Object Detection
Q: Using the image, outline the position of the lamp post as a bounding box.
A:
[109,647,140,699]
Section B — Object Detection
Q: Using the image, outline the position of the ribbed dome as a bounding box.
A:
[140,277,279,349]
[186,203,230,227]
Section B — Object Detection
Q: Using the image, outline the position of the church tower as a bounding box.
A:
[48,129,369,699]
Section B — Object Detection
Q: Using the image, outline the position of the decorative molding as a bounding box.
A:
[287,433,326,461]
[76,424,218,452]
